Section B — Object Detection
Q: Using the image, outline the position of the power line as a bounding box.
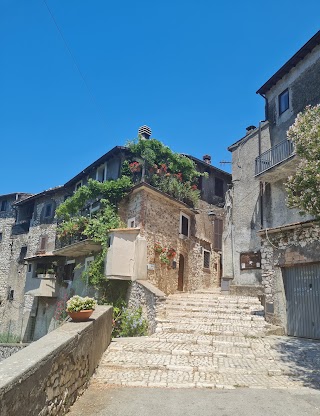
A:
[42,0,108,132]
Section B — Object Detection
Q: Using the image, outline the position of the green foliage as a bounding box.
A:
[126,137,204,206]
[0,333,21,343]
[66,295,97,312]
[56,177,132,221]
[113,306,148,337]
[56,178,132,288]
[285,105,320,217]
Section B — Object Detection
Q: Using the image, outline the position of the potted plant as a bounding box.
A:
[66,295,97,322]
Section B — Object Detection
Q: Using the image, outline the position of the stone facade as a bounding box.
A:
[225,32,320,335]
[224,123,270,286]
[120,185,223,294]
[1,142,230,341]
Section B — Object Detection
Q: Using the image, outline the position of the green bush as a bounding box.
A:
[113,306,148,337]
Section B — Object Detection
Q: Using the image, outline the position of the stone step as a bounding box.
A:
[154,323,268,337]
[164,304,264,313]
[165,300,263,309]
[162,313,265,322]
[148,332,265,347]
[167,294,262,302]
[92,367,306,389]
[108,341,273,359]
[156,318,269,329]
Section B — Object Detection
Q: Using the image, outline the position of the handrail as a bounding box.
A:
[255,139,295,175]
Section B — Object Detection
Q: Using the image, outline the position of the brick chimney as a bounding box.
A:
[138,125,152,140]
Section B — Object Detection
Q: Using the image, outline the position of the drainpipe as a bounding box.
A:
[258,120,266,229]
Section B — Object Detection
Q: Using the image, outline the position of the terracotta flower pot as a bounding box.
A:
[67,309,94,322]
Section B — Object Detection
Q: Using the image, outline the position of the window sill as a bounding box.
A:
[202,268,211,273]
[179,233,189,240]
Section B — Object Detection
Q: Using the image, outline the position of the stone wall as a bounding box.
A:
[224,123,270,286]
[0,343,27,362]
[0,306,113,416]
[121,186,221,294]
[260,223,320,328]
[128,280,166,333]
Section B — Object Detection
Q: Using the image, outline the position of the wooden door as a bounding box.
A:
[178,254,184,291]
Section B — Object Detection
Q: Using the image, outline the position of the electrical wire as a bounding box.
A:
[42,0,108,132]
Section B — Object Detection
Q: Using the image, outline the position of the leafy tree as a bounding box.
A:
[286,105,320,217]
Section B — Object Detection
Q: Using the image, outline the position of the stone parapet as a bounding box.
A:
[0,305,113,416]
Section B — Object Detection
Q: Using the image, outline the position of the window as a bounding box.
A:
[44,203,53,218]
[213,218,223,251]
[85,256,94,270]
[96,164,106,182]
[240,251,261,270]
[75,181,82,192]
[19,246,27,263]
[64,260,75,281]
[0,200,7,212]
[39,236,47,251]
[215,178,224,198]
[279,89,289,115]
[203,250,210,269]
[127,217,136,228]
[0,232,2,242]
[27,263,32,273]
[8,289,14,301]
[180,213,190,237]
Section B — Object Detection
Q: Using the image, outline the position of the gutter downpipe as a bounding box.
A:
[258,93,268,230]
[258,121,264,229]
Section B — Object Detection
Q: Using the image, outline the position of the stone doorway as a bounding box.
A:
[178,254,184,291]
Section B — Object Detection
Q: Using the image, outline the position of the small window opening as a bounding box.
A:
[0,200,8,212]
[180,214,190,237]
[279,89,289,115]
[203,250,210,269]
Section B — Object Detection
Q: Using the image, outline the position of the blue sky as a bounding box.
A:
[1,0,319,194]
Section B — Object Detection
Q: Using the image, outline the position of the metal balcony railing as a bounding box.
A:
[255,139,295,176]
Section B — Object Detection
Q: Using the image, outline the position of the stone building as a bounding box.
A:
[0,131,231,341]
[225,31,320,338]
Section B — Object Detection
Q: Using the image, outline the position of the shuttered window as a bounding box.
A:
[213,218,223,251]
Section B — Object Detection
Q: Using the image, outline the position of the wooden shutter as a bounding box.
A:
[213,218,223,251]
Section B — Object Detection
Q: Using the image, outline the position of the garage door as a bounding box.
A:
[283,263,320,339]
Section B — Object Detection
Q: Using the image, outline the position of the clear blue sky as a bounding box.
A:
[1,0,319,194]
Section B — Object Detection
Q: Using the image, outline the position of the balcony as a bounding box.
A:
[53,236,101,258]
[25,275,58,298]
[255,139,298,182]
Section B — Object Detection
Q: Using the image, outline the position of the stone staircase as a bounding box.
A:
[92,291,306,389]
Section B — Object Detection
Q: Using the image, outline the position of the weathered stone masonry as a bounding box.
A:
[260,222,320,329]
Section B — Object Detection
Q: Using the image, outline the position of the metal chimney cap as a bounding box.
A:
[246,125,256,132]
[203,154,211,164]
[138,125,152,139]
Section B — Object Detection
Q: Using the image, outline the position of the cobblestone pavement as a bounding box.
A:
[92,292,320,390]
